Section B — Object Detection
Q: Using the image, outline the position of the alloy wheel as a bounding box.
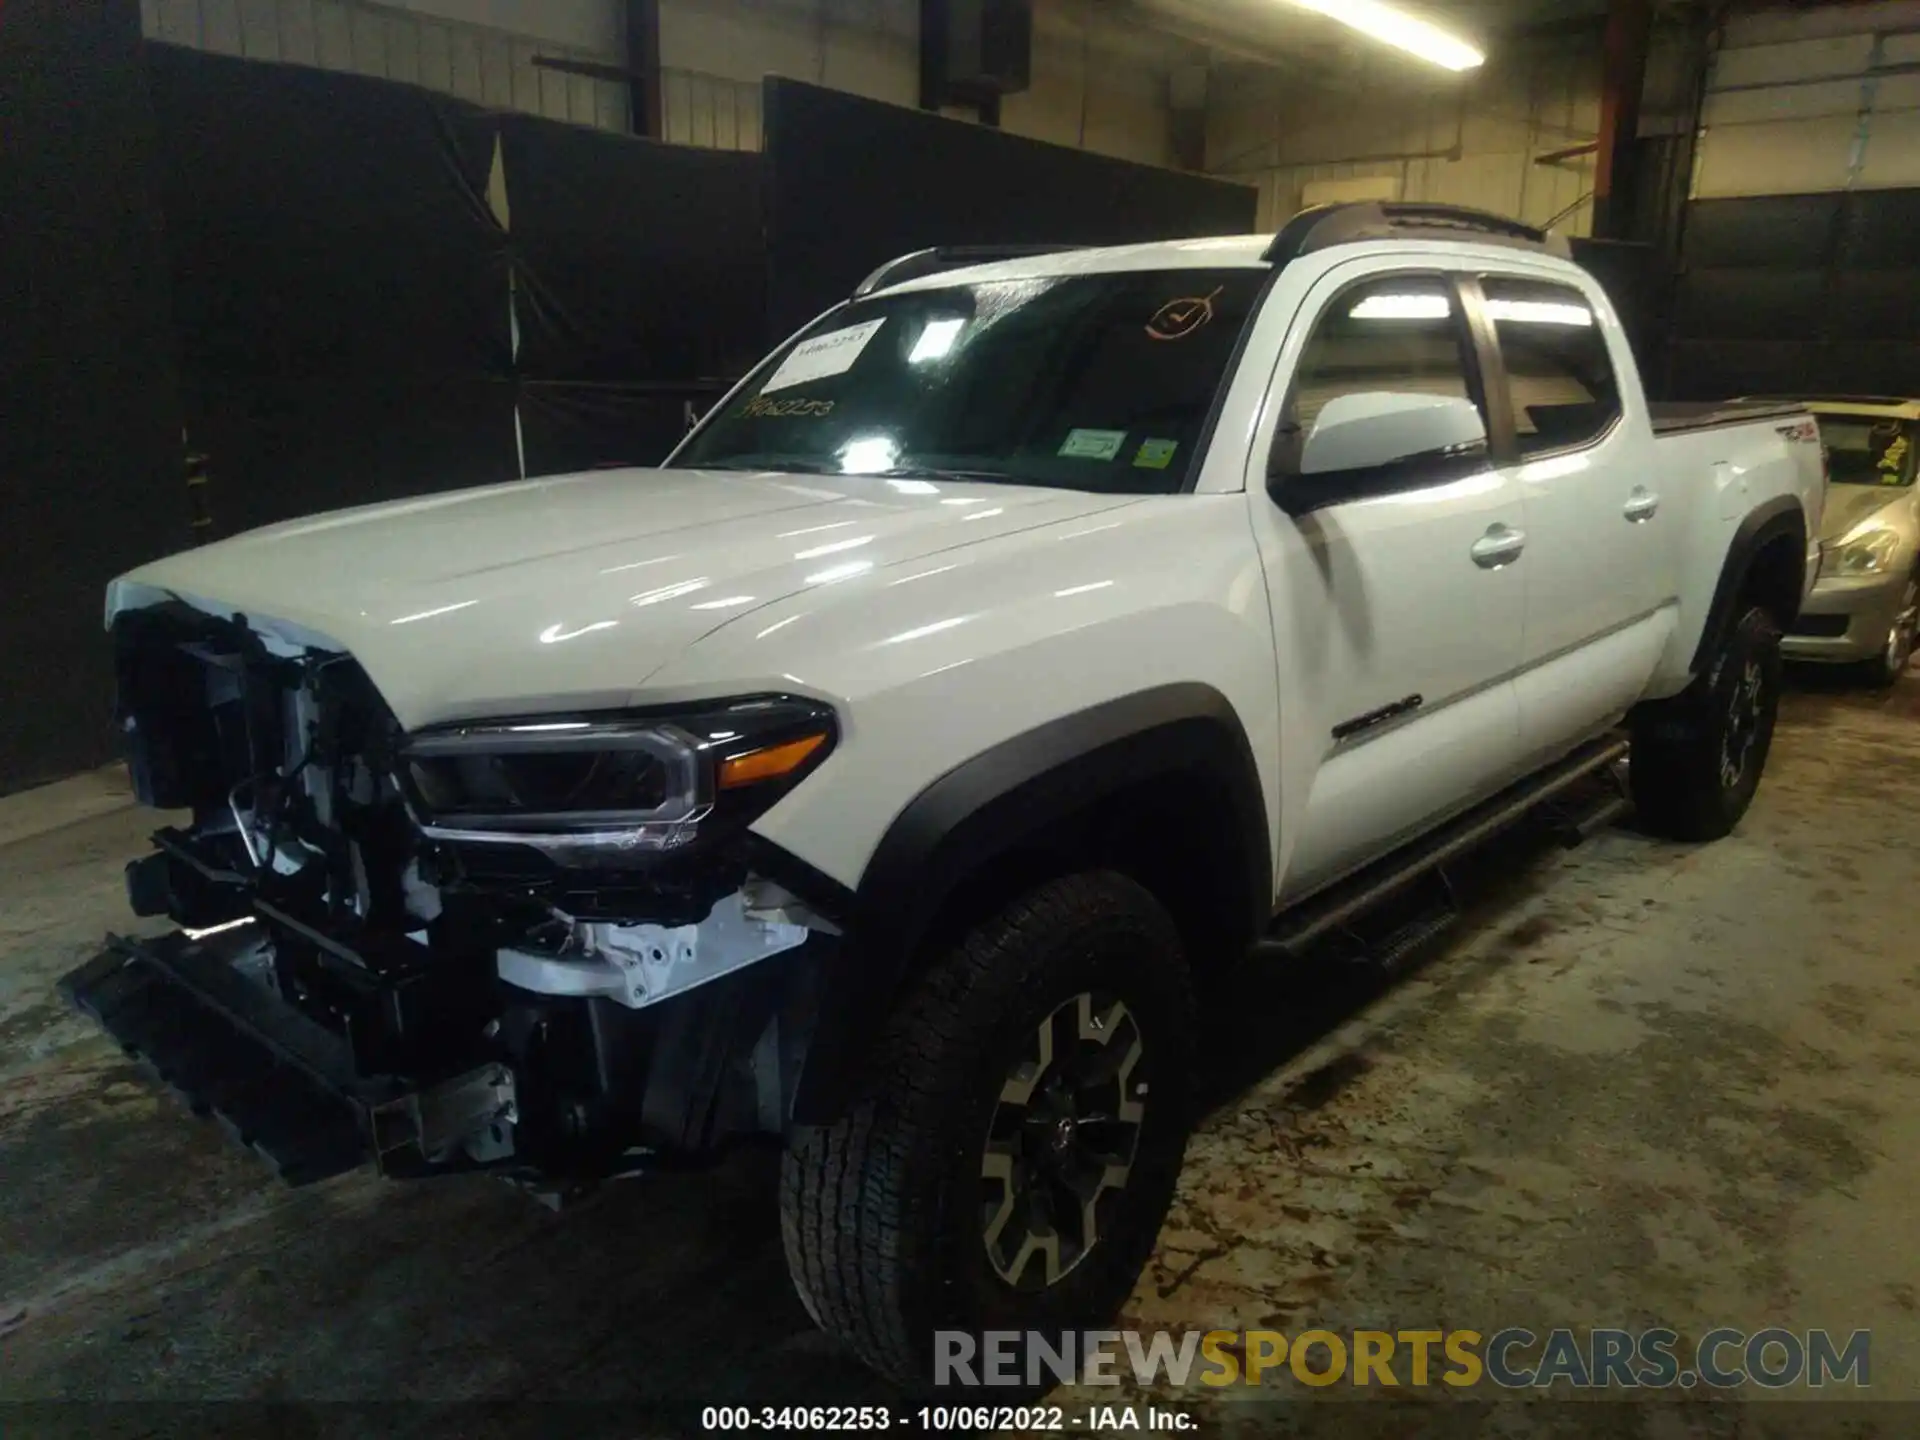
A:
[1720,656,1767,791]
[980,992,1147,1292]
[1887,581,1918,679]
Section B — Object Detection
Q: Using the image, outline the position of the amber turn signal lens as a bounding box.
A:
[717,732,828,790]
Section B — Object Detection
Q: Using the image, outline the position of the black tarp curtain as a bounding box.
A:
[150,44,767,538]
[762,78,1260,340]
[0,0,184,792]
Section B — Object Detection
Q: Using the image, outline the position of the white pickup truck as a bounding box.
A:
[66,203,1822,1389]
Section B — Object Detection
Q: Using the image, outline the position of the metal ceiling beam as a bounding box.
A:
[625,0,662,139]
[1592,0,1654,238]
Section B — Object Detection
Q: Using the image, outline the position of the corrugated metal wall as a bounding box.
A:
[139,0,633,128]
[1693,0,1920,198]
[655,0,1186,164]
[141,0,1189,164]
[659,67,764,150]
[1205,41,1600,238]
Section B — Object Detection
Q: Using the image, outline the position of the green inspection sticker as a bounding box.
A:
[1059,428,1127,461]
[1134,438,1179,470]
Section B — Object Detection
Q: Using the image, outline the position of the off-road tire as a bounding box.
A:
[779,871,1195,1392]
[1630,603,1782,841]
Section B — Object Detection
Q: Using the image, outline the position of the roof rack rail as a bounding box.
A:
[1262,202,1572,265]
[853,244,1079,298]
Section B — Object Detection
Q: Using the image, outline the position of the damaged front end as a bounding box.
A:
[62,602,842,1191]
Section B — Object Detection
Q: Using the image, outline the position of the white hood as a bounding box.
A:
[108,466,1135,729]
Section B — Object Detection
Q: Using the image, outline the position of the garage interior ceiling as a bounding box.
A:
[1123,0,1609,73]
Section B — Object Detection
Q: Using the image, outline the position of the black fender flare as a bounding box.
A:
[784,683,1271,1125]
[1690,495,1807,673]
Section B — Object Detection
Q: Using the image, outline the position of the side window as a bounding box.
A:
[1291,274,1479,433]
[1481,277,1620,457]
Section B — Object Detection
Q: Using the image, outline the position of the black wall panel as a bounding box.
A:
[762,77,1258,338]
[1571,238,1663,375]
[148,47,770,528]
[1826,344,1920,398]
[518,381,732,475]
[178,377,521,539]
[504,117,766,385]
[149,44,518,540]
[1673,270,1827,342]
[0,0,184,792]
[149,45,507,381]
[1829,272,1920,343]
[1667,341,1813,400]
[1667,189,1920,399]
[1681,193,1840,269]
[1837,189,1920,267]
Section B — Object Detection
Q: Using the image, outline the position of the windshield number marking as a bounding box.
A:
[761,318,888,393]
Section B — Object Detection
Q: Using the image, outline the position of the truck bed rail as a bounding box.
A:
[1648,401,1807,436]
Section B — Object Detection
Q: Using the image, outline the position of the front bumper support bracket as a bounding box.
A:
[59,931,389,1186]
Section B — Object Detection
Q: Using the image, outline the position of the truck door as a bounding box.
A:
[1247,265,1528,900]
[1467,272,1673,763]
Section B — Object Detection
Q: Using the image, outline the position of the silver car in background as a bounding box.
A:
[1780,398,1919,687]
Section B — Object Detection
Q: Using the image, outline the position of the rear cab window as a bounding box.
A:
[1480,276,1621,457]
[676,268,1270,493]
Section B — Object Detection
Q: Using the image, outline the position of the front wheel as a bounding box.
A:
[1858,577,1917,690]
[1630,603,1782,842]
[779,871,1195,1391]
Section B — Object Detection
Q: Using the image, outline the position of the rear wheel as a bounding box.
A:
[779,871,1195,1391]
[1631,603,1782,841]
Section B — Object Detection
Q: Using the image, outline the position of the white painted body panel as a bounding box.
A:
[1226,250,1528,898]
[1443,256,1679,665]
[104,233,1822,916]
[107,467,1139,731]
[1512,609,1676,766]
[652,496,1280,889]
[1642,419,1825,698]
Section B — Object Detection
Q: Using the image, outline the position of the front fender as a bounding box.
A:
[785,684,1269,1125]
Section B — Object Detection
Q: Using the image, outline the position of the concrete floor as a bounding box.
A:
[3,669,1917,1434]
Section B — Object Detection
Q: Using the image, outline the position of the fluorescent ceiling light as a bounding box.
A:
[1486,299,1592,327]
[1350,293,1451,320]
[838,435,899,474]
[909,318,966,363]
[1289,0,1485,72]
[794,534,875,560]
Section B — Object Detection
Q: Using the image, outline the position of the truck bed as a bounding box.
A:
[1648,401,1806,436]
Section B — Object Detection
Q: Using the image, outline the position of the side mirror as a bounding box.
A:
[1270,392,1489,516]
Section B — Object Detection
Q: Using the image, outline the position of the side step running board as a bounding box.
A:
[1255,735,1630,961]
[1364,905,1461,976]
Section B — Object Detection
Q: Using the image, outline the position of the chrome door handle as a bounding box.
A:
[1471,524,1526,569]
[1624,487,1660,523]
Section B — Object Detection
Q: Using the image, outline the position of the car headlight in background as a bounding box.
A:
[401,696,835,867]
[1830,528,1901,577]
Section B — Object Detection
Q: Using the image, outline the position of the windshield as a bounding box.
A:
[1819,416,1915,488]
[674,268,1268,494]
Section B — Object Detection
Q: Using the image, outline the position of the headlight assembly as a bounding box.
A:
[1831,528,1900,577]
[401,696,835,867]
